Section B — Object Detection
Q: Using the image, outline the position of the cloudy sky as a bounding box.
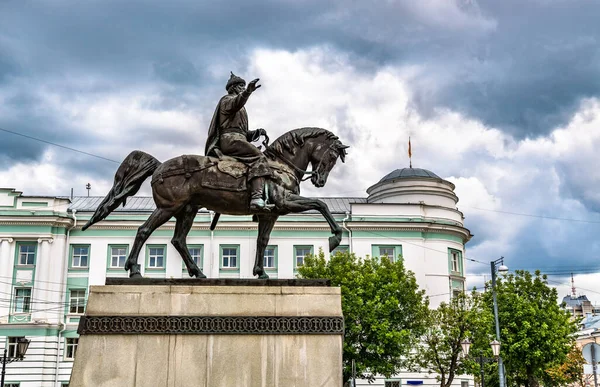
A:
[2,0,600,303]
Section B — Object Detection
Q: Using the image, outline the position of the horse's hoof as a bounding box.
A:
[329,235,341,252]
[253,266,268,278]
[192,271,207,279]
[128,264,142,278]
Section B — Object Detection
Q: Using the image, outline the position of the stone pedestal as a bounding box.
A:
[70,279,343,387]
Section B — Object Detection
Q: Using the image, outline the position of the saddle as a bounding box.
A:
[152,153,297,192]
[202,157,248,192]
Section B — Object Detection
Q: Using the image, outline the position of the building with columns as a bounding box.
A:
[0,167,471,387]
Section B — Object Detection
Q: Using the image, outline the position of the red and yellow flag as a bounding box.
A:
[408,137,412,158]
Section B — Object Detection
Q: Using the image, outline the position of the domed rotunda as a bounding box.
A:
[351,166,472,306]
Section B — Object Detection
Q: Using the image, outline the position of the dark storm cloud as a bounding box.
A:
[414,0,600,138]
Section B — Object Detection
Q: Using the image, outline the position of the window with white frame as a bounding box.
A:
[4,383,19,387]
[71,246,89,268]
[294,246,312,267]
[264,247,276,269]
[451,249,461,273]
[331,246,349,255]
[65,338,78,360]
[385,381,401,387]
[189,247,202,266]
[222,247,238,268]
[147,247,165,268]
[461,380,469,387]
[69,289,86,314]
[7,337,23,358]
[18,244,35,265]
[110,246,127,268]
[379,246,396,259]
[13,288,31,313]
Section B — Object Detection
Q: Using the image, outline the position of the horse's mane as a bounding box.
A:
[265,127,339,159]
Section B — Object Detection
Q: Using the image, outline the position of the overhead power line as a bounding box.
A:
[467,206,600,224]
[0,126,120,164]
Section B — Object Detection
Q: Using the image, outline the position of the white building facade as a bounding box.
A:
[0,167,471,386]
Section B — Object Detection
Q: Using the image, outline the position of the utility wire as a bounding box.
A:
[5,125,600,225]
[467,206,600,224]
[0,126,120,164]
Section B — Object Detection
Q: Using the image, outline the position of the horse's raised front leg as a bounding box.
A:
[254,215,278,279]
[172,204,206,278]
[125,207,176,278]
[280,193,343,252]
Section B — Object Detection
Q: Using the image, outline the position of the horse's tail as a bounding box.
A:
[82,150,161,231]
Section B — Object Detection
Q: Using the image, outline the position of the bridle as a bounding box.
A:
[275,143,339,183]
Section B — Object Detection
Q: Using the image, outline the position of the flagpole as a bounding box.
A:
[408,137,412,168]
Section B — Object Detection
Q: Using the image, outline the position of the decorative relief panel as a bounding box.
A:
[78,315,344,335]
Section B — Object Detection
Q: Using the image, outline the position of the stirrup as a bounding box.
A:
[250,198,274,212]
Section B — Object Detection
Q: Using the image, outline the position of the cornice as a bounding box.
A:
[0,217,73,228]
[75,219,472,242]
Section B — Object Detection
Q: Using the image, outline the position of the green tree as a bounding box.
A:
[297,250,429,385]
[481,270,578,387]
[414,291,491,387]
[544,344,586,387]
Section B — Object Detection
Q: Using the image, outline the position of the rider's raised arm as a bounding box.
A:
[219,89,251,115]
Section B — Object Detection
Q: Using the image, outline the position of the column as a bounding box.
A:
[0,237,14,279]
[33,237,54,322]
[0,238,14,322]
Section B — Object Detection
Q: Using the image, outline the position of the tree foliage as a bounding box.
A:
[414,292,492,387]
[479,270,578,387]
[297,250,429,384]
[545,344,586,387]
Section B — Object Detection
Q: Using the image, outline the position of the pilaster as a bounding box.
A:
[0,238,14,323]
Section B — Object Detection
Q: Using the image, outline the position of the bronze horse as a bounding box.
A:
[82,127,349,279]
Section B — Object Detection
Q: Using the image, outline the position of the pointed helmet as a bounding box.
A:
[226,72,246,91]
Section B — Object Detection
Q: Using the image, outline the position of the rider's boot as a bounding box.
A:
[249,177,274,211]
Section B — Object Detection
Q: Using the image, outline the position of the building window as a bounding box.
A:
[264,246,277,269]
[65,338,78,360]
[189,247,202,266]
[109,246,127,268]
[71,246,89,268]
[18,244,36,265]
[147,247,165,268]
[461,381,469,387]
[294,246,313,267]
[222,246,238,268]
[69,289,86,314]
[7,337,23,358]
[13,288,31,313]
[4,383,20,387]
[449,248,463,275]
[331,245,349,256]
[379,246,395,259]
[371,245,402,262]
[385,381,401,387]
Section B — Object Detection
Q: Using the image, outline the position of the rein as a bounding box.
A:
[272,143,337,183]
[275,154,316,182]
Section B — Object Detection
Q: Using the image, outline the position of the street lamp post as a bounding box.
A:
[491,257,508,387]
[1,337,31,387]
[461,338,502,387]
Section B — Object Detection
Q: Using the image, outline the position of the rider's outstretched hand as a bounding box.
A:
[247,78,261,93]
[256,128,268,137]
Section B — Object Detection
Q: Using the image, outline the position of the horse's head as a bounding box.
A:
[309,137,349,188]
[265,127,349,187]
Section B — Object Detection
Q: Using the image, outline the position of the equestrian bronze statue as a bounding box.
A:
[82,74,349,279]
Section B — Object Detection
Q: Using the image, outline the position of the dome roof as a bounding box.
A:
[378,168,440,183]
